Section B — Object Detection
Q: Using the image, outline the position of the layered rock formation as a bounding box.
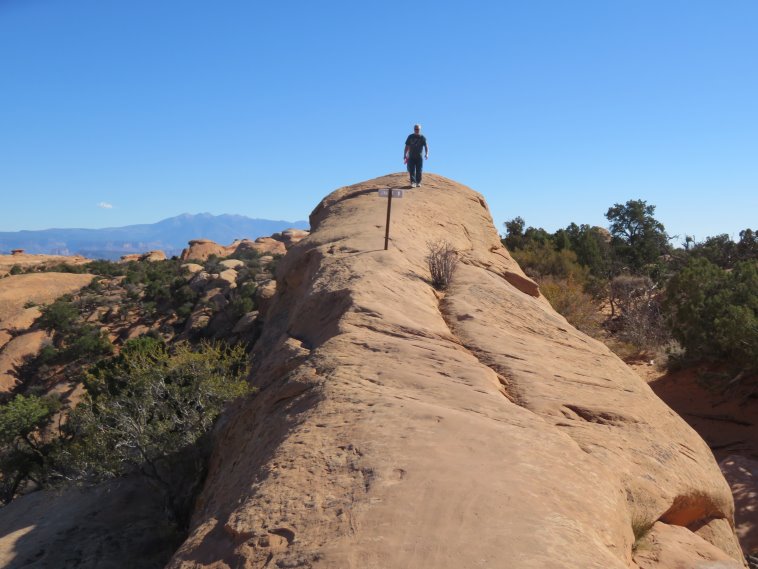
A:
[169,174,744,568]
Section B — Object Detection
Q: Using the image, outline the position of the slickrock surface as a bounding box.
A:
[0,330,49,392]
[0,273,94,392]
[169,174,744,569]
[0,273,94,331]
[0,253,89,277]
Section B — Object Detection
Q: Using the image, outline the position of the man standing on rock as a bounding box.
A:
[404,124,428,188]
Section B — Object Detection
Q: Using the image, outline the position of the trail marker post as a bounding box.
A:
[378,188,404,250]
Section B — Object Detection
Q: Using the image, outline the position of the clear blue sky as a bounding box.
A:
[1,0,756,244]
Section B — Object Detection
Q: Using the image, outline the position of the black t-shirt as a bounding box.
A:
[405,133,427,158]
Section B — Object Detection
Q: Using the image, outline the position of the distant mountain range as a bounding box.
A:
[0,213,309,260]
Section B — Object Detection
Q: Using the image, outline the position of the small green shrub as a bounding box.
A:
[0,394,61,503]
[229,297,255,320]
[228,282,258,320]
[36,345,60,365]
[37,262,87,274]
[85,259,125,277]
[83,278,103,294]
[230,247,261,264]
[62,325,113,362]
[176,302,195,320]
[37,297,78,338]
[267,254,284,276]
[203,255,222,274]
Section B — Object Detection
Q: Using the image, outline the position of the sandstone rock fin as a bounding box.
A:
[167,173,745,569]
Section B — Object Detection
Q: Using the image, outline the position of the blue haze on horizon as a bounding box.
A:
[1,0,756,244]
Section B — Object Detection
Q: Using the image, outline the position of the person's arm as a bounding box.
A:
[404,144,410,160]
[424,139,429,160]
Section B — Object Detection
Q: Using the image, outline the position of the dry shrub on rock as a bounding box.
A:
[610,275,653,318]
[610,275,669,352]
[426,240,459,290]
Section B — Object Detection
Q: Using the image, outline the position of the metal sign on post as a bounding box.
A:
[378,188,404,250]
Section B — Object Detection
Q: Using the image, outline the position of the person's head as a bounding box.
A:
[413,124,421,133]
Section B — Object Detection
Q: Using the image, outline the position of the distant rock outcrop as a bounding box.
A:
[180,239,234,261]
[247,237,286,256]
[119,250,167,263]
[0,253,89,277]
[273,228,309,247]
[179,229,310,262]
[168,174,745,568]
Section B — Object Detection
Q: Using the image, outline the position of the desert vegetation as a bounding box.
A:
[427,240,459,290]
[64,338,252,522]
[503,200,757,391]
[0,250,273,538]
[0,340,251,519]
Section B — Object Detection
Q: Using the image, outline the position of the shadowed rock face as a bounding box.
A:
[0,477,181,569]
[168,174,745,569]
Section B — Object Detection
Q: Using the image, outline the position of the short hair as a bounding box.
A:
[414,124,421,130]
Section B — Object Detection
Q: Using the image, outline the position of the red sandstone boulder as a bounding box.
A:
[180,239,235,261]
